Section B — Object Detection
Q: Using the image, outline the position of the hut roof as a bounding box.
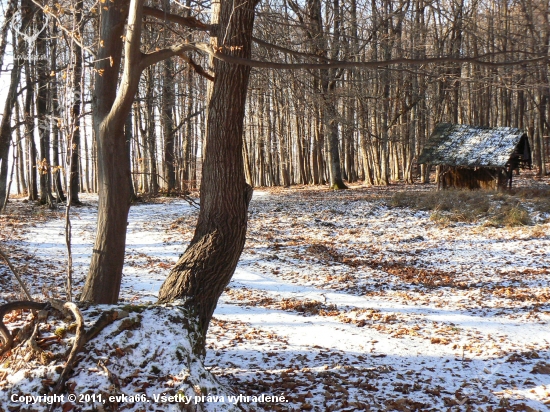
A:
[418,123,530,168]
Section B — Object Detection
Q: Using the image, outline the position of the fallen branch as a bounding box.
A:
[85,309,126,342]
[24,322,42,362]
[0,301,48,355]
[52,302,85,393]
[2,301,130,409]
[0,247,33,300]
[98,359,121,390]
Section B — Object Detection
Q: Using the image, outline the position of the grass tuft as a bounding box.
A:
[390,188,546,226]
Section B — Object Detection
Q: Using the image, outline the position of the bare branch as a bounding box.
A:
[140,6,343,65]
[142,6,212,32]
[0,301,47,355]
[139,43,199,71]
[194,43,549,70]
[251,37,341,63]
[51,302,85,396]
[30,0,97,58]
[0,247,33,300]
[178,54,214,81]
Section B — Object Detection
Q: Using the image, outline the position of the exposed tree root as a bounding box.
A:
[1,300,126,409]
[52,302,85,393]
[98,359,121,390]
[84,308,126,342]
[0,301,48,356]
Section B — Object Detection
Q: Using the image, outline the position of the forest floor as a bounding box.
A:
[1,178,550,412]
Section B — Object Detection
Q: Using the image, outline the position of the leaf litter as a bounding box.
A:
[0,183,549,411]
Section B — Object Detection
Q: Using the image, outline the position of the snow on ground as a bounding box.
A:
[1,303,239,412]
[1,184,550,411]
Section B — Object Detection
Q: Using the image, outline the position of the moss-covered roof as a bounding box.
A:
[418,123,529,167]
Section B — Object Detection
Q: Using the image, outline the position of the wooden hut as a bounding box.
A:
[418,123,532,190]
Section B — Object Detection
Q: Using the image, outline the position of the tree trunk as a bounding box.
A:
[324,95,347,189]
[25,58,38,201]
[0,1,34,210]
[81,0,193,302]
[145,67,158,194]
[80,0,133,303]
[50,22,65,201]
[158,0,258,354]
[16,104,27,195]
[36,10,55,207]
[83,114,91,192]
[136,104,149,192]
[68,0,84,204]
[162,59,176,194]
[0,73,16,207]
[125,112,137,201]
[0,0,17,69]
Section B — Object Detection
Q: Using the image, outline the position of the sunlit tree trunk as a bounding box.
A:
[158,0,258,354]
[81,1,136,303]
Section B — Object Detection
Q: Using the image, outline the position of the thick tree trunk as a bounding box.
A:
[80,1,132,303]
[157,0,257,353]
[81,0,189,302]
[81,116,132,303]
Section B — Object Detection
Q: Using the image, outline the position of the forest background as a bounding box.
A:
[0,0,549,207]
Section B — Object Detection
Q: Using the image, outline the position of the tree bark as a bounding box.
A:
[80,0,134,303]
[125,112,137,201]
[68,0,85,205]
[162,60,176,194]
[25,58,38,201]
[158,0,258,353]
[50,21,65,201]
[81,0,196,303]
[145,67,158,194]
[36,9,55,207]
[0,1,35,210]
[161,0,176,195]
[302,0,347,189]
[0,0,17,69]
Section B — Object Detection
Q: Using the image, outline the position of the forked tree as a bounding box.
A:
[80,0,202,302]
[80,0,258,321]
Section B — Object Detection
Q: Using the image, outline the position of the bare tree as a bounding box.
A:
[0,0,35,211]
[80,0,208,302]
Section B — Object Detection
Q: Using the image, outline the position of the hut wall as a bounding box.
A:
[439,167,507,190]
